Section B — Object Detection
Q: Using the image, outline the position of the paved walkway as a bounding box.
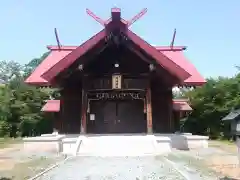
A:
[36,153,220,180]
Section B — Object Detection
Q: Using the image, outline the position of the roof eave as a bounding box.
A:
[126,30,191,81]
[42,29,106,82]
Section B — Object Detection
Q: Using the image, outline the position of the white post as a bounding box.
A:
[236,136,240,168]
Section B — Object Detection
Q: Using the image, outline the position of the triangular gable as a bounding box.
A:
[41,28,191,83]
[126,30,191,81]
[25,45,205,86]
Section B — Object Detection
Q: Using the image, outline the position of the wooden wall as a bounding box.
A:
[151,79,173,133]
[58,85,82,134]
[54,43,177,134]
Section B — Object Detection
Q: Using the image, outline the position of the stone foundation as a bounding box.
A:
[171,134,209,150]
[23,133,209,155]
[23,135,65,153]
[154,133,209,150]
[62,137,78,155]
[154,136,172,154]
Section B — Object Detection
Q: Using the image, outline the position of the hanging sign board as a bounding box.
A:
[237,123,240,132]
[112,74,122,89]
[88,92,144,100]
[90,114,95,121]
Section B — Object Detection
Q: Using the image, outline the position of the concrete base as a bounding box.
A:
[76,134,171,156]
[62,137,78,155]
[154,136,172,154]
[155,133,209,150]
[23,135,65,153]
[23,133,209,155]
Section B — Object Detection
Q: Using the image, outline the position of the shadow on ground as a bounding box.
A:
[0,178,12,180]
[220,177,240,180]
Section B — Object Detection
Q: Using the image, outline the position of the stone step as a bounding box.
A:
[77,135,158,156]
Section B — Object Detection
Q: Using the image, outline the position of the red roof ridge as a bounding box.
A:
[47,45,187,51]
[155,46,187,51]
[47,46,78,51]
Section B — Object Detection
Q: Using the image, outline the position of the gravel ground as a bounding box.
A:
[36,154,224,180]
[37,156,187,180]
[2,141,236,180]
[35,147,236,180]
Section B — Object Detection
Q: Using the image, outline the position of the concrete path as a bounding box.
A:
[36,154,220,180]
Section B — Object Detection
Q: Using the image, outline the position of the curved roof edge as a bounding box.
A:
[25,44,205,86]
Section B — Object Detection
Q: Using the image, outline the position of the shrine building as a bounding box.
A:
[25,8,205,134]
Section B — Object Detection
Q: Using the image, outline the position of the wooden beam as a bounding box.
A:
[54,28,61,50]
[127,8,148,27]
[111,8,121,21]
[86,8,106,26]
[81,77,87,133]
[169,90,173,132]
[146,87,153,133]
[126,44,152,64]
[170,28,176,49]
[55,41,108,86]
[126,44,179,86]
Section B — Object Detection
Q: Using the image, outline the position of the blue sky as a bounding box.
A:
[0,0,239,78]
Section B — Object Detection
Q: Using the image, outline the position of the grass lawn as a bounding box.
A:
[0,155,65,180]
[209,140,237,153]
[0,137,66,180]
[0,138,22,149]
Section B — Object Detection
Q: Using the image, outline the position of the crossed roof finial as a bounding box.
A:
[53,8,148,51]
[86,8,148,27]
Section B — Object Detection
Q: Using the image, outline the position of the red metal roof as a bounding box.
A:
[42,29,106,82]
[126,30,190,81]
[25,8,205,86]
[25,50,72,85]
[161,51,206,86]
[41,28,190,82]
[25,45,205,86]
[41,100,60,112]
[173,99,192,111]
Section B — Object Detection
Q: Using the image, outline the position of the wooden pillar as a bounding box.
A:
[54,112,61,133]
[169,90,173,132]
[146,87,153,133]
[81,78,87,134]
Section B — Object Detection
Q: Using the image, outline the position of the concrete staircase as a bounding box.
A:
[76,135,158,156]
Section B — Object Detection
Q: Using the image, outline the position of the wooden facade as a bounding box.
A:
[27,8,205,134]
[52,42,179,134]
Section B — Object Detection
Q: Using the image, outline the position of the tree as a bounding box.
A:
[0,52,53,137]
[183,74,240,139]
[0,60,23,83]
[24,51,49,77]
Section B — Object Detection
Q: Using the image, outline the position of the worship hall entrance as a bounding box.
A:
[86,91,146,134]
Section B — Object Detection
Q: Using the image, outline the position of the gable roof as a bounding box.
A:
[41,100,60,112]
[161,51,206,86]
[173,99,192,111]
[25,45,205,86]
[40,28,190,83]
[25,8,205,86]
[25,50,72,85]
[222,109,240,121]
